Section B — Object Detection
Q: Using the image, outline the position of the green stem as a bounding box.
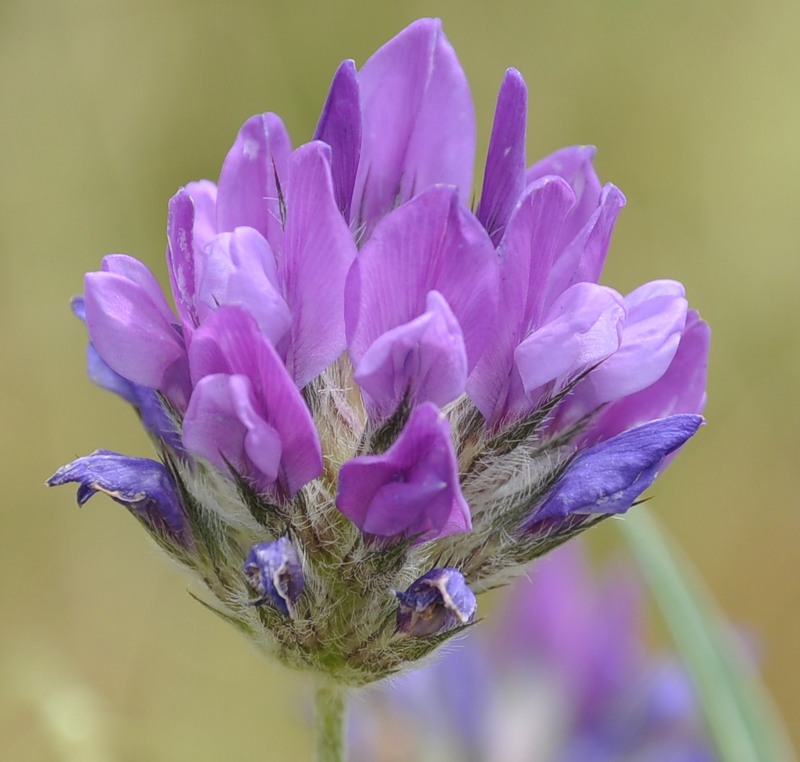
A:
[314,678,346,762]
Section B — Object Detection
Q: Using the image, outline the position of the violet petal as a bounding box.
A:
[544,183,626,308]
[352,18,475,235]
[335,402,470,543]
[72,297,183,449]
[47,450,191,547]
[167,189,200,329]
[346,185,497,375]
[586,310,710,442]
[182,373,283,491]
[569,280,689,415]
[514,282,626,398]
[354,290,468,419]
[83,265,190,407]
[313,59,362,220]
[215,112,292,254]
[186,306,322,496]
[466,177,576,424]
[184,179,218,251]
[395,567,477,637]
[526,145,602,254]
[281,141,358,387]
[195,226,291,349]
[101,254,177,325]
[85,340,138,404]
[476,68,528,246]
[73,295,138,404]
[530,414,704,522]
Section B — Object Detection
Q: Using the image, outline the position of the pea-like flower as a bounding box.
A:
[48,18,708,687]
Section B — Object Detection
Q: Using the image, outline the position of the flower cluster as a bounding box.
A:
[348,542,717,762]
[48,19,708,685]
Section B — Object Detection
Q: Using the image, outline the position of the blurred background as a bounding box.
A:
[2,0,798,758]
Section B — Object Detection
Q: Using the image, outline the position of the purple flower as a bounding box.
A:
[336,402,470,543]
[528,415,703,525]
[345,185,499,402]
[46,450,191,548]
[466,175,628,427]
[348,543,717,762]
[71,297,183,451]
[84,254,192,409]
[353,290,468,420]
[49,18,709,686]
[182,306,323,498]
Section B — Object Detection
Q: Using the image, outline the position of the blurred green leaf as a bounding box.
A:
[620,510,796,762]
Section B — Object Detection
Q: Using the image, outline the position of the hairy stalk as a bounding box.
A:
[314,678,347,762]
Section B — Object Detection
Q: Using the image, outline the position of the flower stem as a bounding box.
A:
[314,678,346,762]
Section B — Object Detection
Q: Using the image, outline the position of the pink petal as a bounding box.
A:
[514,282,626,397]
[354,290,468,418]
[466,177,575,424]
[281,141,358,387]
[352,19,475,235]
[216,112,292,255]
[346,186,497,375]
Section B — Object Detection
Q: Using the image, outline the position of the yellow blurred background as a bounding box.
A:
[2,0,798,758]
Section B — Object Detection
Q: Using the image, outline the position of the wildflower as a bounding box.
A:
[348,542,717,762]
[48,18,708,689]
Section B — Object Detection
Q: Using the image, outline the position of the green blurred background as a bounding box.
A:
[3,0,798,758]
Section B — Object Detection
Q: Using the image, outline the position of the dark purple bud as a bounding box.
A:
[395,568,477,638]
[242,537,304,617]
[529,414,704,524]
[47,450,191,547]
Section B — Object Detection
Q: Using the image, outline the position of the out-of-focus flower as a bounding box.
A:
[348,542,717,762]
[48,18,708,686]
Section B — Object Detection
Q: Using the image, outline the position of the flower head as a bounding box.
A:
[48,18,708,685]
